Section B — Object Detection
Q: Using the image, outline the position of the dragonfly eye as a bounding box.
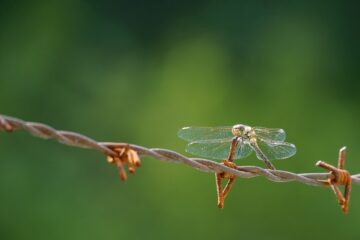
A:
[232,124,247,136]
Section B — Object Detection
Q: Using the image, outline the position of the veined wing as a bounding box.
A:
[186,139,253,160]
[254,127,286,142]
[185,139,232,160]
[178,126,233,142]
[255,138,296,160]
[233,141,253,160]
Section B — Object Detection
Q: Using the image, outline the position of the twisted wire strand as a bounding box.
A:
[0,114,359,187]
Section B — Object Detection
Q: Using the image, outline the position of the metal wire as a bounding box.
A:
[0,114,359,187]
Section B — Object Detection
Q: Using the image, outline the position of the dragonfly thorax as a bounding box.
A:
[231,124,253,138]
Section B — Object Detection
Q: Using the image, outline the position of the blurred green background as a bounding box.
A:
[1,1,360,239]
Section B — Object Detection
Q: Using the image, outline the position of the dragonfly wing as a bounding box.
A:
[185,139,232,160]
[178,126,233,142]
[233,142,253,160]
[256,138,296,160]
[254,127,286,142]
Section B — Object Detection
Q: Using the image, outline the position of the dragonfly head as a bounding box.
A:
[232,124,252,138]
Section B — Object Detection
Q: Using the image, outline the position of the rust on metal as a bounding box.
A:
[215,138,243,209]
[0,118,14,132]
[0,114,359,213]
[107,145,141,181]
[316,147,351,214]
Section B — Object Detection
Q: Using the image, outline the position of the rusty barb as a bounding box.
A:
[316,147,351,214]
[0,114,141,181]
[107,146,141,181]
[0,114,359,213]
[0,117,14,132]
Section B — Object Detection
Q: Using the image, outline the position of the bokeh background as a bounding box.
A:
[1,1,360,239]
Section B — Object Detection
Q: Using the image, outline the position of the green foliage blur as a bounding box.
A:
[1,1,360,239]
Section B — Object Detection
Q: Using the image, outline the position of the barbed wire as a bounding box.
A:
[0,114,358,212]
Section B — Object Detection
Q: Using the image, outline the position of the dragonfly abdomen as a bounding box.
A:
[250,140,275,169]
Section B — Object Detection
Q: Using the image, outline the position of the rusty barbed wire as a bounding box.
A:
[0,114,359,212]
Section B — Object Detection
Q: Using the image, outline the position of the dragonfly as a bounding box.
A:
[178,124,296,170]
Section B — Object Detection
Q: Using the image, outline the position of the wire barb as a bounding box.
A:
[107,145,141,180]
[316,147,351,214]
[0,114,359,213]
[0,117,14,132]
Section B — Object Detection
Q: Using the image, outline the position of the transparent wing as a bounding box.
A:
[178,126,233,142]
[185,139,232,160]
[254,127,286,142]
[185,139,253,160]
[233,142,253,160]
[255,139,296,160]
